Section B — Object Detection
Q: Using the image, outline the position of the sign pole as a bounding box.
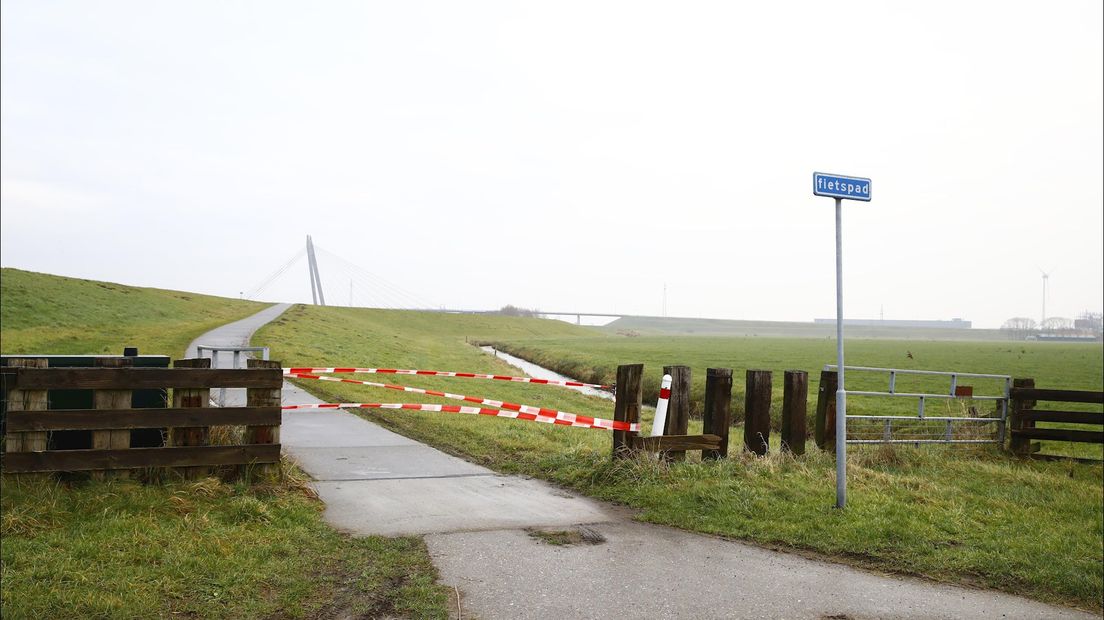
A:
[812,171,868,509]
[834,196,847,509]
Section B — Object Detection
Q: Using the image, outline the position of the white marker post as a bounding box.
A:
[651,374,673,436]
[813,172,871,509]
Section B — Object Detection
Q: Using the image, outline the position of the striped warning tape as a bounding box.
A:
[281,402,639,432]
[283,367,611,390]
[286,372,624,430]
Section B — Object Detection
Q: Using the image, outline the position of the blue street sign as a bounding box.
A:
[813,172,871,202]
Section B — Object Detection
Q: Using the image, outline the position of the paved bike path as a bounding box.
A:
[185,303,612,535]
[187,304,1095,619]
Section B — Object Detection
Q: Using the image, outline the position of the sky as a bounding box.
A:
[2,1,1101,329]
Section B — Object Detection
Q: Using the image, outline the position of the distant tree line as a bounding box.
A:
[496,305,541,317]
[1001,316,1085,340]
[1001,317,1037,340]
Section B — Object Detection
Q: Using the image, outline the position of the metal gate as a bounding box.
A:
[825,365,1011,445]
[196,345,271,406]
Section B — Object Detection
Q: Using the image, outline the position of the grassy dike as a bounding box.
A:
[0,270,450,618]
[255,304,1104,613]
[0,268,269,357]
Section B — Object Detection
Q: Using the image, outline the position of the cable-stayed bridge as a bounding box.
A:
[243,236,651,324]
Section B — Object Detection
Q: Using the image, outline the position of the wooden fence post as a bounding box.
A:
[744,370,772,455]
[612,364,643,459]
[814,369,838,450]
[172,358,211,479]
[702,368,733,460]
[1009,377,1036,456]
[246,359,282,477]
[93,357,133,479]
[662,365,691,462]
[5,358,49,479]
[781,370,808,455]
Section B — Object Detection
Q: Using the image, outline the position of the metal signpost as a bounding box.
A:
[813,172,871,509]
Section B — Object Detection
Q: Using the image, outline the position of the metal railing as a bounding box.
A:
[824,365,1011,445]
[196,345,270,406]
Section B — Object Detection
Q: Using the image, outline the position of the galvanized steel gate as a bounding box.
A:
[824,365,1010,445]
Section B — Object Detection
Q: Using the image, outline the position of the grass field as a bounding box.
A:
[0,468,446,618]
[0,268,266,357]
[600,315,1012,341]
[0,270,450,619]
[255,305,1104,613]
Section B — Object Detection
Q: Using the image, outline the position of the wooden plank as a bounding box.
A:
[5,407,281,432]
[702,368,733,460]
[0,366,17,390]
[10,367,283,390]
[1009,378,1035,456]
[93,357,133,480]
[2,444,282,473]
[612,364,643,459]
[1028,453,1103,465]
[1019,410,1104,425]
[4,358,49,480]
[245,359,283,477]
[172,358,212,479]
[743,369,772,455]
[632,434,722,452]
[662,365,691,462]
[781,370,808,455]
[814,370,837,450]
[1010,428,1104,444]
[1010,388,1104,405]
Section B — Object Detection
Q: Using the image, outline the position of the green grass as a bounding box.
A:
[255,305,1104,613]
[0,268,267,357]
[601,315,1012,341]
[1,467,448,619]
[0,270,451,619]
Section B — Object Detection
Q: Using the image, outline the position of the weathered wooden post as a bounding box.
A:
[93,357,133,479]
[612,364,643,459]
[781,370,809,455]
[172,358,211,479]
[5,358,49,479]
[1009,377,1036,456]
[246,359,282,477]
[702,368,733,460]
[744,370,772,455]
[662,365,691,462]
[814,369,838,450]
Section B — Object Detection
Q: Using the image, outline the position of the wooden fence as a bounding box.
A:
[1009,377,1104,459]
[1,357,283,477]
[612,365,808,459]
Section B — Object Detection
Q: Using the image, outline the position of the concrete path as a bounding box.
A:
[428,522,1094,620]
[185,304,612,536]
[186,304,1096,620]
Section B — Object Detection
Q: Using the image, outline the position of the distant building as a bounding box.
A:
[1074,311,1103,334]
[813,318,972,329]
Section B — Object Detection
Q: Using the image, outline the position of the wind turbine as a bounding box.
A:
[1037,266,1053,326]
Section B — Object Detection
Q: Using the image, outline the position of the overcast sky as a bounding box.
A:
[2,1,1101,328]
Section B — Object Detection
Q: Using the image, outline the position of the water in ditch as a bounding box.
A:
[479,345,614,401]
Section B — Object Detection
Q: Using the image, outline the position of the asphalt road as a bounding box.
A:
[186,304,1096,619]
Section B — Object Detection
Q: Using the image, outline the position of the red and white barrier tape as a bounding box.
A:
[286,372,625,430]
[283,367,610,390]
[282,402,639,432]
